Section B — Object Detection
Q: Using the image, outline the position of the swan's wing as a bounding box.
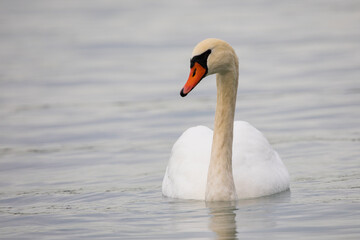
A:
[232,121,290,198]
[162,126,212,200]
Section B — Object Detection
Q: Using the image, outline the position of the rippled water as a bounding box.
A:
[0,0,359,239]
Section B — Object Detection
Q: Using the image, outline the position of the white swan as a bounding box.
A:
[162,38,290,201]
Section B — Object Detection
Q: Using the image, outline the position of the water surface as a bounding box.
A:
[0,0,359,239]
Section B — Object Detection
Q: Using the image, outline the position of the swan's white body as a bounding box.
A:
[162,39,290,201]
[162,122,289,200]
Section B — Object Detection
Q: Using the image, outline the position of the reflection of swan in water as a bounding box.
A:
[162,38,290,201]
[207,201,238,240]
[206,190,291,239]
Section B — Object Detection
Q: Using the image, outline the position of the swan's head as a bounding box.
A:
[180,38,238,97]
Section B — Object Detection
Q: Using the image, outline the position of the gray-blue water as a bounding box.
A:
[0,0,359,239]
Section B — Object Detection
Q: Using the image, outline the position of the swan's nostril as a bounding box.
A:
[192,68,197,77]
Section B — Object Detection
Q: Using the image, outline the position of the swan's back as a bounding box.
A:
[162,121,289,200]
[162,126,212,200]
[232,121,290,198]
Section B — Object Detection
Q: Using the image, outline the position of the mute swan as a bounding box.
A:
[162,38,290,201]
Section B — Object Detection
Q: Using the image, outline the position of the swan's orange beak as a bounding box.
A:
[180,62,207,97]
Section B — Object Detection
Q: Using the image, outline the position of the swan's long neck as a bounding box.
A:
[206,67,239,201]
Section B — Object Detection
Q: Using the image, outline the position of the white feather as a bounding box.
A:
[162,121,290,200]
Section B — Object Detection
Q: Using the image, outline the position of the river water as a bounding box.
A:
[0,0,359,239]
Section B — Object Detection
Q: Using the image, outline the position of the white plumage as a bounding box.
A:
[162,121,290,200]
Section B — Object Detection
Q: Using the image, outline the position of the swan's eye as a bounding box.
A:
[192,68,197,77]
[190,49,212,69]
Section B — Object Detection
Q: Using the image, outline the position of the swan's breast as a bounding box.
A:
[162,126,212,200]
